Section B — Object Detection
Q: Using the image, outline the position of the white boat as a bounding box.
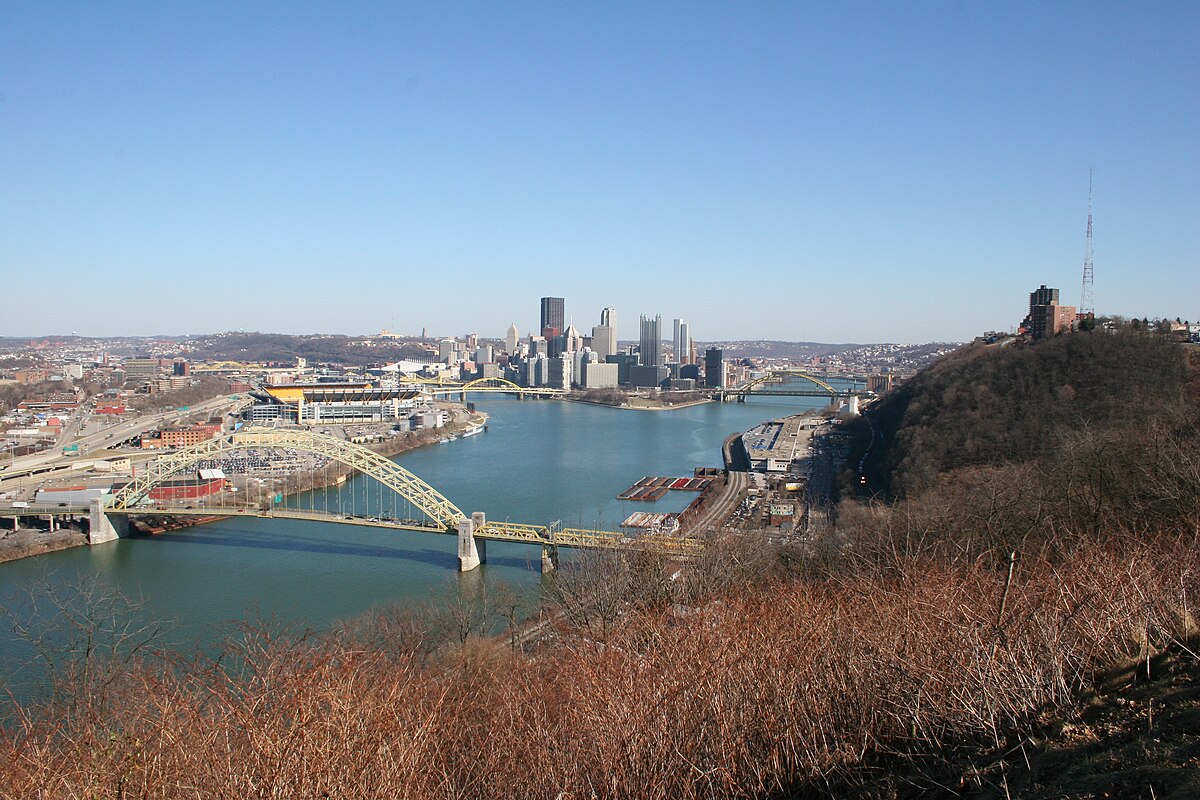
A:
[460,425,484,438]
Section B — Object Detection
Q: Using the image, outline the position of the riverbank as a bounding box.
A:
[0,526,88,564]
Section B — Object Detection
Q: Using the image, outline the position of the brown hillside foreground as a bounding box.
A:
[1,530,1197,799]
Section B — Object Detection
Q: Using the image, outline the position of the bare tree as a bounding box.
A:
[4,574,168,720]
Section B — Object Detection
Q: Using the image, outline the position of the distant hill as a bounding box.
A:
[840,333,1200,556]
[845,331,1198,502]
[179,333,435,365]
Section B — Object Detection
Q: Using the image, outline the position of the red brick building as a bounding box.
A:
[158,423,222,448]
[146,476,225,501]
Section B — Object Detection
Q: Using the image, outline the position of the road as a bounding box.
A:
[0,395,248,484]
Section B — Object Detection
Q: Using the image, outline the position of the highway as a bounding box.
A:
[0,395,248,485]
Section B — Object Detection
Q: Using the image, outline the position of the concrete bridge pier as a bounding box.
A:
[457,512,488,572]
[540,543,559,574]
[88,498,127,545]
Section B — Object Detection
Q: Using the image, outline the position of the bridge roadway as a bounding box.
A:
[3,421,710,572]
[2,503,701,564]
[408,377,566,398]
[717,369,869,401]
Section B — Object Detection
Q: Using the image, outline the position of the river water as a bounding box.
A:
[0,389,848,696]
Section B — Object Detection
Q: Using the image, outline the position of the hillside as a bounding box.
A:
[847,332,1197,495]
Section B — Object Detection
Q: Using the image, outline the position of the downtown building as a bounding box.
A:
[639,314,662,367]
[591,307,618,357]
[705,348,725,388]
[673,319,691,365]
[540,297,565,337]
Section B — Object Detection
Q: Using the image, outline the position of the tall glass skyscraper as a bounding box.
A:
[540,297,565,336]
[639,314,662,367]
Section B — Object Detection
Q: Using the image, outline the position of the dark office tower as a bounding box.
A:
[638,314,662,367]
[540,297,565,336]
[705,348,724,388]
[173,360,189,376]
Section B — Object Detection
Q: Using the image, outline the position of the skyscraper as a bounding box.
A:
[505,323,519,354]
[540,297,565,337]
[705,348,724,388]
[673,319,691,365]
[592,307,618,357]
[639,314,662,367]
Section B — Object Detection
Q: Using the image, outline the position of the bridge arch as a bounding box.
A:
[107,428,465,529]
[738,370,840,396]
[459,377,526,393]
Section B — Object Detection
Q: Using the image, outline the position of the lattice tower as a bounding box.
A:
[1079,169,1095,316]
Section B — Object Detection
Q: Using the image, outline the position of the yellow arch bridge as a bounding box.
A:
[407,377,566,399]
[718,370,864,401]
[55,427,697,571]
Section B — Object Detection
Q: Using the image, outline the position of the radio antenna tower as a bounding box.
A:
[1079,169,1095,317]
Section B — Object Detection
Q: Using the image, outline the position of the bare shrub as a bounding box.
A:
[2,530,1196,799]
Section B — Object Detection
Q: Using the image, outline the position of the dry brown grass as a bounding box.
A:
[2,528,1196,799]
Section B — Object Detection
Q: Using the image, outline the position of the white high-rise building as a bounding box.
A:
[582,360,619,389]
[592,307,618,356]
[549,354,572,390]
[673,319,691,365]
[505,323,519,353]
[530,353,549,387]
[439,338,457,364]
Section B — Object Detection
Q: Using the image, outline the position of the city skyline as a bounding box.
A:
[2,4,1197,341]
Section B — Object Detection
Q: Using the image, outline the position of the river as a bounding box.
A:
[0,388,851,697]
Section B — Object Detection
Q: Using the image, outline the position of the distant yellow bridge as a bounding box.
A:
[719,369,865,401]
[406,376,567,399]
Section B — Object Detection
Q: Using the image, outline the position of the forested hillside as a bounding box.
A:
[849,332,1196,495]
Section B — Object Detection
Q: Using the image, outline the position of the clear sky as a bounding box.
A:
[2,2,1197,343]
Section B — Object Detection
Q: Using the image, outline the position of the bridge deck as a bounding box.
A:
[5,505,701,554]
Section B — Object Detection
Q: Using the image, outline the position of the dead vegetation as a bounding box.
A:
[0,525,1196,799]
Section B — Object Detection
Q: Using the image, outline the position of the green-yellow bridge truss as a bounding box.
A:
[721,369,859,400]
[101,427,698,568]
[407,376,566,398]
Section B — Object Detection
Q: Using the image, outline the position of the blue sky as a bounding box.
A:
[2,2,1197,343]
